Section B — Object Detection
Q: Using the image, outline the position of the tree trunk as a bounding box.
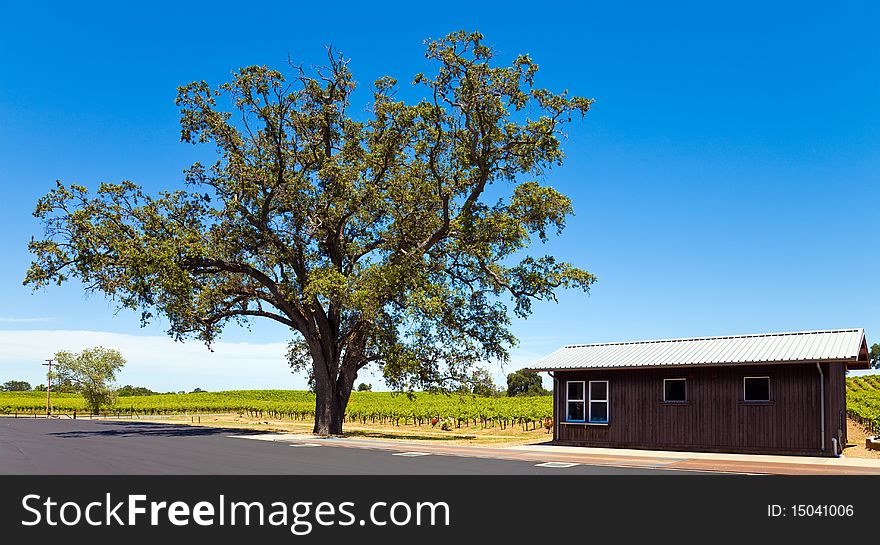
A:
[313,385,344,435]
[312,362,356,435]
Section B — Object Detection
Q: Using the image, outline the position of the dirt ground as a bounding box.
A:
[842,419,880,459]
[136,413,554,446]
[121,413,880,457]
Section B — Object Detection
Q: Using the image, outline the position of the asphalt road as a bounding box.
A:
[0,418,705,475]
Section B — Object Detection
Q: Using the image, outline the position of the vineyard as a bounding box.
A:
[4,378,878,435]
[846,375,880,434]
[0,390,554,431]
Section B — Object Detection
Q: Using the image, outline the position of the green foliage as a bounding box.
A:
[1,380,31,392]
[846,376,880,432]
[506,368,548,396]
[53,378,79,393]
[466,367,499,397]
[870,343,879,369]
[24,30,594,432]
[52,347,126,413]
[117,385,158,397]
[356,383,372,392]
[0,389,553,423]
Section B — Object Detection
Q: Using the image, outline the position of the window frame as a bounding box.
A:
[662,378,688,403]
[565,380,586,422]
[588,380,610,424]
[742,376,771,402]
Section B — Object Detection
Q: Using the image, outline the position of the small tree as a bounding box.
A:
[468,367,499,397]
[506,368,548,396]
[870,343,879,369]
[52,347,126,413]
[1,380,32,391]
[356,383,372,392]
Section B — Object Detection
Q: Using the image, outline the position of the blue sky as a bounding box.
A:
[1,1,878,390]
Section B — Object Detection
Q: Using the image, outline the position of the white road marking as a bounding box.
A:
[290,443,322,447]
[392,451,431,457]
[535,461,580,468]
[227,434,317,442]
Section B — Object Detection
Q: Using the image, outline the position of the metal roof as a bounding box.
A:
[529,329,869,371]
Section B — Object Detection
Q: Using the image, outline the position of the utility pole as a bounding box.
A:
[42,359,53,417]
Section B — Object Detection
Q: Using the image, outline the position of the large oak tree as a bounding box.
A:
[25,31,595,434]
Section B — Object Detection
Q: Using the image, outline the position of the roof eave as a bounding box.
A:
[848,333,871,370]
[528,358,864,372]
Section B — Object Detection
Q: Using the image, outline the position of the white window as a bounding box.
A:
[566,381,585,422]
[743,376,770,402]
[588,380,609,423]
[663,378,687,402]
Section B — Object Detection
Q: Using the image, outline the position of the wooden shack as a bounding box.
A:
[530,329,870,457]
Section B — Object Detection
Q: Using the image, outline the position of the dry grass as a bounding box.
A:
[842,418,880,459]
[138,413,553,446]
[115,413,880,455]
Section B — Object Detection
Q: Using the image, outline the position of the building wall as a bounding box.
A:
[826,361,847,452]
[553,362,847,456]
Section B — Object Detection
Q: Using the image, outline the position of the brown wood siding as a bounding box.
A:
[553,362,847,457]
[825,362,847,453]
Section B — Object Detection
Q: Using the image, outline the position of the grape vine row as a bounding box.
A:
[0,390,554,430]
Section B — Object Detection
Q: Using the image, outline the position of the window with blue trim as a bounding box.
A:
[566,381,585,422]
[589,380,609,423]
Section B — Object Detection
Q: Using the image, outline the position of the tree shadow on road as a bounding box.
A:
[48,421,266,439]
